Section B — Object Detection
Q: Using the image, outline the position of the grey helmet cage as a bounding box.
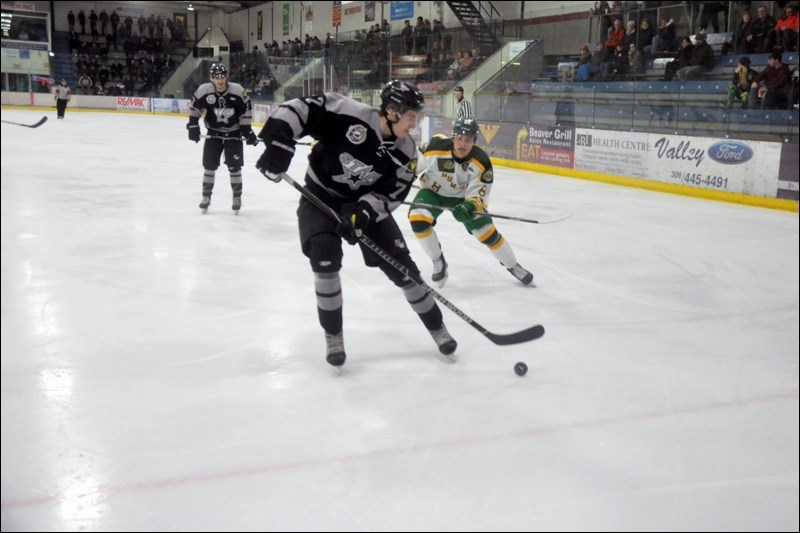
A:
[380,80,425,118]
[452,117,479,139]
[210,63,228,80]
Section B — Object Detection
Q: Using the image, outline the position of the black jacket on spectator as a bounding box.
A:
[689,41,714,71]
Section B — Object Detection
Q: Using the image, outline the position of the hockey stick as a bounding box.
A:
[1,116,48,128]
[201,134,252,142]
[403,201,573,224]
[278,172,545,346]
[202,134,312,146]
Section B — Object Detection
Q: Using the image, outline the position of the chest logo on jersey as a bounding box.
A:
[437,159,455,172]
[332,153,381,189]
[206,95,217,104]
[346,124,367,145]
[213,107,236,124]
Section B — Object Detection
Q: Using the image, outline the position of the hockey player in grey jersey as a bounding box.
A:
[187,63,258,213]
[255,80,457,368]
[408,118,534,287]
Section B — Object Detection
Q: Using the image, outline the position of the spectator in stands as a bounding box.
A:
[594,1,612,39]
[699,1,727,33]
[99,9,108,35]
[78,10,86,35]
[652,18,676,54]
[727,56,757,107]
[748,50,792,109]
[676,32,714,80]
[623,19,638,48]
[772,5,798,52]
[68,10,75,32]
[753,4,777,51]
[606,18,626,55]
[600,42,628,80]
[567,43,593,81]
[637,18,655,55]
[78,73,93,95]
[576,41,607,81]
[415,16,430,54]
[122,74,135,96]
[663,36,693,80]
[89,10,98,37]
[628,42,645,77]
[110,10,119,38]
[432,19,445,49]
[454,86,473,119]
[734,11,757,54]
[471,47,486,66]
[457,50,475,77]
[402,20,414,55]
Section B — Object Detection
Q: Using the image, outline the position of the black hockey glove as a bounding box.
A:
[256,138,296,182]
[243,128,259,146]
[337,201,376,245]
[187,123,200,143]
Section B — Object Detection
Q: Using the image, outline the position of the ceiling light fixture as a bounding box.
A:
[188,3,194,11]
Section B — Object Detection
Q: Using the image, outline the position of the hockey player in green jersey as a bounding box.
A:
[408,118,534,287]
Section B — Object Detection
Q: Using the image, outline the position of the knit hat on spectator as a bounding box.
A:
[694,33,706,42]
[739,56,751,67]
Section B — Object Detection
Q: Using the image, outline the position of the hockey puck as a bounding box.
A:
[514,362,528,376]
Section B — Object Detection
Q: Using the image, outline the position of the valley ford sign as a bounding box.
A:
[707,141,753,165]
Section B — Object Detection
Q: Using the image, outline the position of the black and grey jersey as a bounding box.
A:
[188,82,253,135]
[259,92,418,222]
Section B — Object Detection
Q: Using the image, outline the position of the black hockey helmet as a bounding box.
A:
[452,117,479,139]
[380,80,424,118]
[210,63,228,80]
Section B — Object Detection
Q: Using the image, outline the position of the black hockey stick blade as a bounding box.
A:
[485,324,545,345]
[278,172,545,346]
[1,116,48,128]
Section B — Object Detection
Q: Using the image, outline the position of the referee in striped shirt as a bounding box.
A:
[454,86,473,120]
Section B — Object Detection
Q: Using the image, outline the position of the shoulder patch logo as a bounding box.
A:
[479,123,500,144]
[346,124,367,144]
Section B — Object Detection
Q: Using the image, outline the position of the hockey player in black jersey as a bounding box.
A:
[187,63,258,213]
[255,80,457,368]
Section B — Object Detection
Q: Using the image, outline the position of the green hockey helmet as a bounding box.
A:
[452,117,479,139]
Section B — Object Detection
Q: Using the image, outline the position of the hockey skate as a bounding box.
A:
[325,331,346,368]
[429,325,457,356]
[232,196,241,214]
[198,196,211,213]
[431,254,448,288]
[507,263,534,286]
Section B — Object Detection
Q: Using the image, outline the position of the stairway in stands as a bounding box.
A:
[51,32,76,88]
[445,0,503,54]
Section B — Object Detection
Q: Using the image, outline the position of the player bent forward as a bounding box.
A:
[255,80,457,368]
[408,118,534,287]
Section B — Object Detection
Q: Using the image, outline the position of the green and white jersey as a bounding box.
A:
[416,134,494,209]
